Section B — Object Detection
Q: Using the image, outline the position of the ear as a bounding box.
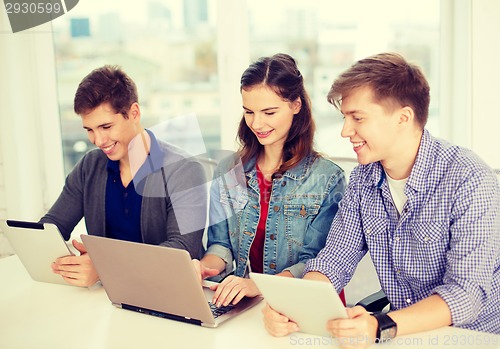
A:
[291,97,302,115]
[398,106,414,126]
[129,102,141,122]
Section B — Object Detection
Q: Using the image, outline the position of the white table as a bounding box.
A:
[1,255,498,349]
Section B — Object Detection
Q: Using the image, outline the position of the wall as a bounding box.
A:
[0,13,65,257]
[0,160,5,219]
[471,0,500,169]
[0,16,65,221]
[0,160,12,257]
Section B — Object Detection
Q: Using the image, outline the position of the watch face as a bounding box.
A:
[380,326,397,341]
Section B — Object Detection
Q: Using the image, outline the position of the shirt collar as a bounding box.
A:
[106,129,163,184]
[133,129,164,185]
[367,129,432,192]
[405,129,433,192]
[243,153,316,181]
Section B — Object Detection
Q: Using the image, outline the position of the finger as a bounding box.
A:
[61,275,87,287]
[212,276,234,304]
[328,318,358,331]
[264,322,298,337]
[55,255,94,275]
[327,324,361,338]
[59,265,98,287]
[215,280,241,307]
[262,304,299,336]
[204,268,220,278]
[72,239,87,254]
[211,280,225,304]
[222,284,245,306]
[57,269,80,279]
[347,306,368,319]
[53,261,83,275]
[54,254,83,266]
[231,289,247,305]
[191,260,203,284]
[262,303,289,322]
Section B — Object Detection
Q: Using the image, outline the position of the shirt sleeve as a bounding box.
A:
[431,168,500,326]
[204,173,235,277]
[304,168,368,292]
[39,153,89,240]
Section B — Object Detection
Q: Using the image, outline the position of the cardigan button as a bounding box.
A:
[270,234,275,240]
[269,263,276,269]
[273,206,280,212]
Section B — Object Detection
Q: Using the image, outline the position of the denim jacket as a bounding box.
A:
[206,152,346,278]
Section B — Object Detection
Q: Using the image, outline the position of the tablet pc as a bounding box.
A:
[250,273,348,337]
[0,219,74,285]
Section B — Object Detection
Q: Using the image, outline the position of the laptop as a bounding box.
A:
[250,272,348,337]
[0,219,74,285]
[81,234,263,327]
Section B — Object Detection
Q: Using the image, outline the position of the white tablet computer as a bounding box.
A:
[0,219,74,285]
[250,273,348,337]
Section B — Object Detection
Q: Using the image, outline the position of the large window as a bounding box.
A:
[246,0,440,157]
[52,0,441,174]
[52,0,219,174]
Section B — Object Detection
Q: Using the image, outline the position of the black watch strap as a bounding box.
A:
[372,313,397,343]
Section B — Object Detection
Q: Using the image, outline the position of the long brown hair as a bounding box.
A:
[237,53,317,174]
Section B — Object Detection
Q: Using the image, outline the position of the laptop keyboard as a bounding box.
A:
[208,302,235,318]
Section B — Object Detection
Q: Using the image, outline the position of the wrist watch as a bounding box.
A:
[372,313,397,343]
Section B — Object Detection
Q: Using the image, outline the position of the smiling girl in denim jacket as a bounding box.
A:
[193,53,346,307]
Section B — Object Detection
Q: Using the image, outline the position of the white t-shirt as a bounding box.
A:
[385,172,408,215]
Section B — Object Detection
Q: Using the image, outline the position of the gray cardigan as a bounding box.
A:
[40,133,207,259]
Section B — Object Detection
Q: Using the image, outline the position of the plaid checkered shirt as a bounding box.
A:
[305,129,500,333]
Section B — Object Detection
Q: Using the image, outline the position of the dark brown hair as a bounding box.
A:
[74,65,138,118]
[237,53,317,174]
[327,52,430,128]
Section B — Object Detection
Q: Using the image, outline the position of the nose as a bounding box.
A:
[92,130,107,147]
[340,118,354,139]
[250,113,265,130]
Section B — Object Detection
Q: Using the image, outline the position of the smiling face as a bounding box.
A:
[81,102,141,165]
[340,86,405,167]
[242,84,301,153]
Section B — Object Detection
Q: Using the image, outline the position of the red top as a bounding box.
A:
[248,165,346,306]
[249,165,272,273]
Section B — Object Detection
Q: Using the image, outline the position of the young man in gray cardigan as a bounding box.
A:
[43,66,207,287]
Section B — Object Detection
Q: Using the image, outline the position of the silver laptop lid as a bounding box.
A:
[81,234,217,325]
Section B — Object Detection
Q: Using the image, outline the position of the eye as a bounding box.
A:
[244,110,254,115]
[102,125,111,130]
[264,112,276,116]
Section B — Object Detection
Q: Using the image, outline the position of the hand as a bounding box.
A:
[51,239,99,287]
[192,259,220,284]
[262,303,299,337]
[210,275,261,307]
[326,306,378,349]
